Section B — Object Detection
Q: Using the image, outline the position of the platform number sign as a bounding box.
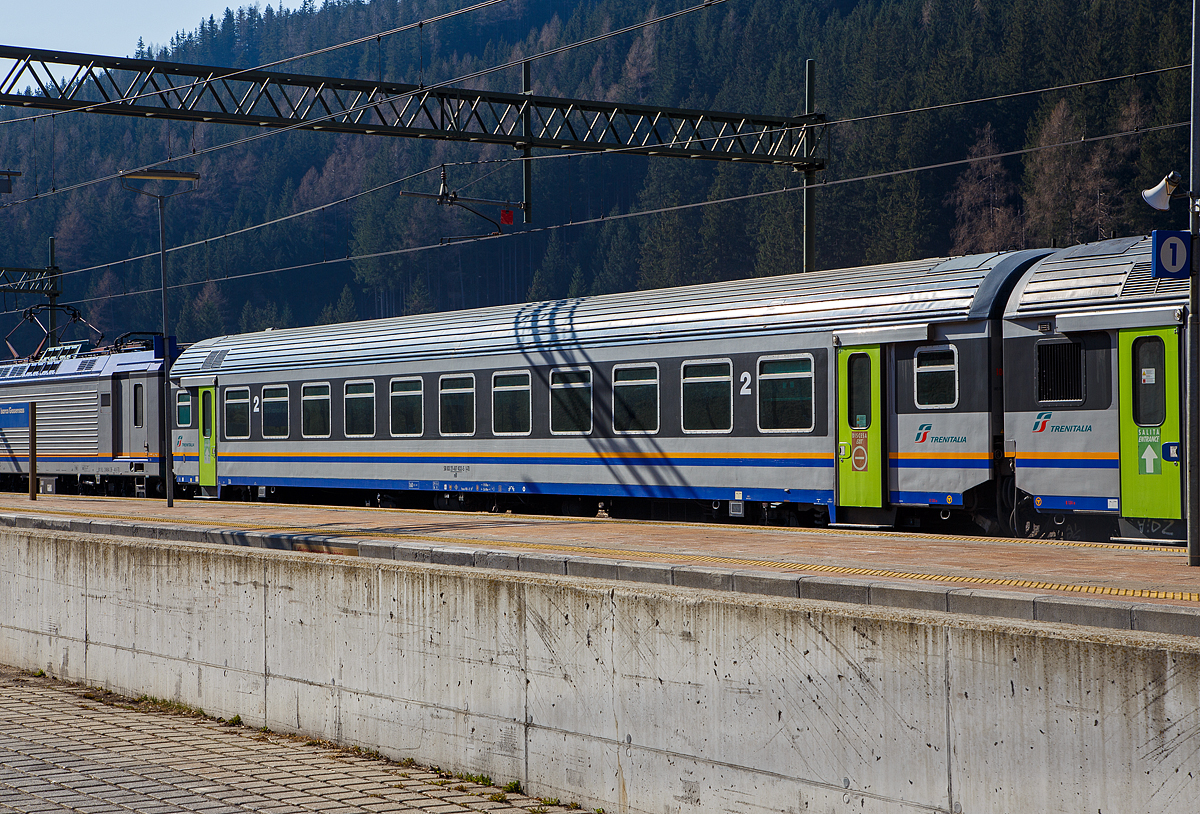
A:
[1152,230,1191,279]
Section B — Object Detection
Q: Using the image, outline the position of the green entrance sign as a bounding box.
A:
[1118,327,1181,519]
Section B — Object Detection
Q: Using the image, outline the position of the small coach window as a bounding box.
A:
[440,375,475,436]
[613,365,658,433]
[1133,336,1166,427]
[133,383,144,428]
[302,384,331,438]
[847,354,871,430]
[550,369,592,434]
[682,361,733,433]
[1037,340,1084,402]
[390,379,423,436]
[915,346,958,408]
[176,391,191,428]
[345,381,376,437]
[758,357,814,431]
[201,391,212,438]
[493,372,531,435]
[224,388,250,439]
[262,386,289,438]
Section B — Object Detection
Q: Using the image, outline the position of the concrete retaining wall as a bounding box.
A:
[2,527,1198,813]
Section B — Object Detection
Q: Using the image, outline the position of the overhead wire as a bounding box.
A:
[30,55,1190,284]
[30,119,1182,316]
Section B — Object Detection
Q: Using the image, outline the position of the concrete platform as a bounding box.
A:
[2,492,1200,635]
[0,664,568,814]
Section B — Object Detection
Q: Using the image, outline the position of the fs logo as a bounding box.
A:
[1032,411,1052,433]
[914,423,932,443]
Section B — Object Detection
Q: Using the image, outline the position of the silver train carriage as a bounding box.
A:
[0,342,166,496]
[1003,235,1191,542]
[169,249,1049,529]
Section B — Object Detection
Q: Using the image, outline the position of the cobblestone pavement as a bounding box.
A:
[0,666,574,814]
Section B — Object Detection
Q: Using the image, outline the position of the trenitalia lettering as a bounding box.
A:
[1031,411,1092,433]
[914,423,966,444]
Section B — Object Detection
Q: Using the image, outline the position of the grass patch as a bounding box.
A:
[455,771,492,786]
[133,695,207,718]
[487,792,507,803]
[503,780,523,794]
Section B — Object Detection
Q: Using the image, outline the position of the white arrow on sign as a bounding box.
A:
[1143,444,1159,473]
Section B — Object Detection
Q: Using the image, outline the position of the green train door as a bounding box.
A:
[837,345,884,507]
[1118,327,1181,519]
[199,385,217,488]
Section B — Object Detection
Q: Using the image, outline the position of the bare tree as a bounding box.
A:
[1024,100,1087,248]
[946,123,1023,254]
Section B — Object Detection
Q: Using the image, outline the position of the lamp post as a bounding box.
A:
[120,169,199,508]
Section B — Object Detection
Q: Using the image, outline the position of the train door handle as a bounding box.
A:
[838,442,848,460]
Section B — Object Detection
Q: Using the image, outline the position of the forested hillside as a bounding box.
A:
[0,0,1190,349]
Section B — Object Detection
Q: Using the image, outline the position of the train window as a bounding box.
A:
[201,391,212,438]
[758,356,814,432]
[301,383,331,438]
[262,386,289,439]
[390,379,423,437]
[493,372,531,436]
[1036,340,1084,402]
[176,391,192,428]
[344,381,376,438]
[440,375,475,436]
[847,354,871,429]
[133,383,144,428]
[914,345,958,409]
[224,388,250,439]
[1133,336,1166,427]
[550,368,592,435]
[682,360,733,433]
[613,365,659,434]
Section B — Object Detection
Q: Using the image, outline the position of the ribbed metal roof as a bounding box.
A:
[173,251,1028,377]
[1005,236,1189,319]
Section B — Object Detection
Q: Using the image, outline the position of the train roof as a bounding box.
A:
[0,345,160,383]
[1004,235,1188,322]
[173,249,1047,377]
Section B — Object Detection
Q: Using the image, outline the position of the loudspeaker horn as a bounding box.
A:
[1142,171,1182,211]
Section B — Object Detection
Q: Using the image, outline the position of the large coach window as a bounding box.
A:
[134,383,144,428]
[550,369,592,434]
[1037,339,1084,402]
[176,391,192,428]
[493,372,531,435]
[345,381,376,437]
[613,365,658,433]
[1133,336,1166,426]
[440,375,475,436]
[224,388,250,439]
[914,345,958,408]
[390,379,423,436]
[758,357,814,431]
[262,386,289,438]
[847,353,871,429]
[682,360,733,433]
[302,384,331,438]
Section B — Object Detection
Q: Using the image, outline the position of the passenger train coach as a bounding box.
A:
[169,243,1056,534]
[0,235,1187,542]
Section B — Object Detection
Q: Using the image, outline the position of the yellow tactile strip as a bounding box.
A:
[1,502,1196,604]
